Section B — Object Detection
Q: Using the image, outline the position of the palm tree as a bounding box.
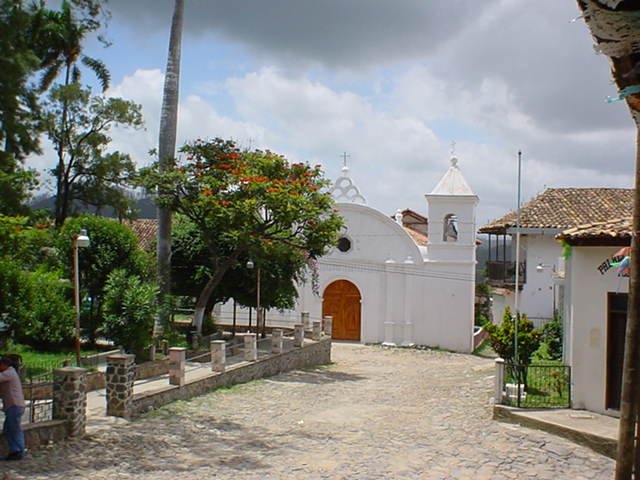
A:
[37,0,110,226]
[576,2,640,478]
[37,0,109,93]
[156,0,184,334]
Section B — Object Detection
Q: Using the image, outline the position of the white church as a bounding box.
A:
[218,155,479,353]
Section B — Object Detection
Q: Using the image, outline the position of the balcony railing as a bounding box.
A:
[486,261,526,286]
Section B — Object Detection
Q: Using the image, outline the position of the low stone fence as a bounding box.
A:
[106,335,331,419]
[0,367,88,456]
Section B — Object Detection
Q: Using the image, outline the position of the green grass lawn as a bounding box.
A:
[3,342,100,379]
[504,362,570,408]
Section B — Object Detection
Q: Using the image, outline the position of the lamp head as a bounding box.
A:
[76,229,90,248]
[536,263,544,273]
[246,259,254,269]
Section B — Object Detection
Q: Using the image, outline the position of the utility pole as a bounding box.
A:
[575,2,640,478]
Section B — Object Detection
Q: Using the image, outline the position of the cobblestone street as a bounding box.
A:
[2,343,613,479]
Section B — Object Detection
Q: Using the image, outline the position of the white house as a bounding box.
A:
[479,188,633,328]
[219,156,479,353]
[557,218,631,415]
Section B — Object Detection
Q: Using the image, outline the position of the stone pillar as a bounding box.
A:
[53,367,88,437]
[272,329,284,354]
[191,330,199,349]
[211,340,226,373]
[293,324,305,347]
[169,347,186,386]
[106,354,136,418]
[495,358,505,404]
[312,321,322,341]
[323,316,333,337]
[243,333,257,361]
[301,311,311,330]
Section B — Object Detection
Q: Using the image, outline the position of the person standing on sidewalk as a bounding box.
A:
[0,357,25,460]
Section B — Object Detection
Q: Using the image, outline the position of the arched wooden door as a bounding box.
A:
[322,280,361,341]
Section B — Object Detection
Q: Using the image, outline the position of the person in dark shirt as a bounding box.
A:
[0,357,25,461]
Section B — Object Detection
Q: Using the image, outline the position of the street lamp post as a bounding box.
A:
[73,229,90,366]
[246,260,261,336]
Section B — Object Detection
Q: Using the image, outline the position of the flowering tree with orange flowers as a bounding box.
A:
[138,138,343,333]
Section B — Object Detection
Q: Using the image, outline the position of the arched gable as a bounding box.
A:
[329,202,424,264]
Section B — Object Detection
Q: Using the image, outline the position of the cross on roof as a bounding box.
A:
[341,151,350,167]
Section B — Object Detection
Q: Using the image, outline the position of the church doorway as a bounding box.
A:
[322,280,361,341]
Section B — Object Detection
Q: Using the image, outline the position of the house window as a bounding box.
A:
[337,236,351,253]
[443,214,458,242]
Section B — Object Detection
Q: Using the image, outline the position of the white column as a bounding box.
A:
[272,329,284,354]
[495,358,505,403]
[323,316,333,338]
[402,256,415,347]
[382,258,396,346]
[293,324,305,347]
[242,333,257,361]
[312,321,322,341]
[210,340,225,373]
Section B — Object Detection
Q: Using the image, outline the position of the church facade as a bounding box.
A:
[220,155,479,353]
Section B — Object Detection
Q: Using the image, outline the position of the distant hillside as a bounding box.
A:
[30,195,158,219]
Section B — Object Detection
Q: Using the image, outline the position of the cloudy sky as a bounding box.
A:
[31,0,637,224]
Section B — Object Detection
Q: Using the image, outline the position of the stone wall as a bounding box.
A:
[0,420,67,457]
[130,338,331,417]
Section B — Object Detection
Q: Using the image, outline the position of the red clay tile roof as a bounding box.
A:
[479,188,633,234]
[557,217,632,246]
[126,219,157,251]
[403,226,428,246]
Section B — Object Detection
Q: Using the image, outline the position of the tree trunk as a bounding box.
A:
[616,128,640,480]
[156,0,184,335]
[192,252,242,335]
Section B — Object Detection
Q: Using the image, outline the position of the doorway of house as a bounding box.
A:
[606,292,628,411]
[322,280,361,341]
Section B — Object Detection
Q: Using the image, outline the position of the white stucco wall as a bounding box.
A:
[217,200,477,353]
[520,235,563,325]
[567,246,629,414]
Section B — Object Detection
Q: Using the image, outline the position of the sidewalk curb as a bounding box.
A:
[493,405,617,459]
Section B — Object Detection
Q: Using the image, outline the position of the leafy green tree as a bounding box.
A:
[485,306,542,366]
[138,138,344,334]
[103,269,157,360]
[43,84,143,226]
[58,214,152,342]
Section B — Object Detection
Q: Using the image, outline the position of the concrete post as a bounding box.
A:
[210,340,226,373]
[301,311,310,330]
[312,321,322,341]
[323,316,333,337]
[401,322,414,347]
[191,331,199,349]
[293,324,305,347]
[53,367,88,436]
[105,354,136,418]
[169,347,187,386]
[495,358,505,404]
[243,333,257,361]
[272,329,284,354]
[382,322,396,346]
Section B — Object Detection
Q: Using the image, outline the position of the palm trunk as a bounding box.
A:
[156,0,184,335]
[616,128,640,480]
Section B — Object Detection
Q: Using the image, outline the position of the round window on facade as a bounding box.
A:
[337,236,351,253]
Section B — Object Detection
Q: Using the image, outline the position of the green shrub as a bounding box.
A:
[102,269,158,360]
[537,311,563,361]
[484,306,542,366]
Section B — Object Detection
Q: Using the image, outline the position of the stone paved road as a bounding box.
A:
[2,344,613,479]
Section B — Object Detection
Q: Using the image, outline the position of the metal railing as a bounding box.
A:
[501,363,571,408]
[486,261,526,286]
